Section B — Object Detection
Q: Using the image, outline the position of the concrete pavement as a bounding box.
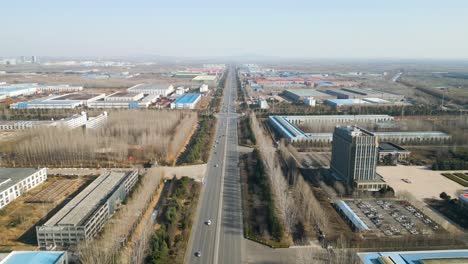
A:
[185,66,244,264]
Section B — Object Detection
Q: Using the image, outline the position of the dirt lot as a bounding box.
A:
[0,176,91,250]
[377,165,468,201]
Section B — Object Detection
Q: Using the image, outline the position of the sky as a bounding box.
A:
[1,0,468,59]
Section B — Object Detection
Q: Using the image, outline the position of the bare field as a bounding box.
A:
[377,165,467,201]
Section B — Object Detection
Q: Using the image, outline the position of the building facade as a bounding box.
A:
[330,126,385,191]
[36,170,138,247]
[0,168,47,209]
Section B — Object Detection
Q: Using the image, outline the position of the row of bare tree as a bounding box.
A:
[3,110,197,167]
[78,167,164,264]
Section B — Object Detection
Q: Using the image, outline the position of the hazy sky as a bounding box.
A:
[1,0,468,59]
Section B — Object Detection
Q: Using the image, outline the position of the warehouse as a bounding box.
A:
[282,89,334,102]
[37,84,83,93]
[86,112,108,129]
[0,168,47,209]
[127,84,174,96]
[170,93,201,109]
[358,250,468,264]
[36,170,138,247]
[192,75,219,88]
[0,86,37,98]
[87,94,159,109]
[268,115,450,144]
[10,93,105,109]
[103,92,144,102]
[341,87,404,101]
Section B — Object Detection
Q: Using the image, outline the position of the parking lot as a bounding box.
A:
[345,199,442,237]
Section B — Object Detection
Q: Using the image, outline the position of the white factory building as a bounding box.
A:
[192,75,219,88]
[37,84,83,93]
[104,92,144,102]
[10,93,105,109]
[86,112,108,129]
[127,84,174,96]
[0,168,47,209]
[199,84,209,93]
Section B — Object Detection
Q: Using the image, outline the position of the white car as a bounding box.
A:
[215,164,219,167]
[195,251,202,257]
[205,219,212,226]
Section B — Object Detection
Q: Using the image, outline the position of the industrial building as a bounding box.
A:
[378,142,411,163]
[37,84,83,93]
[36,170,138,247]
[0,86,37,98]
[104,92,144,102]
[10,93,105,109]
[86,112,108,129]
[0,251,68,264]
[0,112,106,130]
[199,84,209,93]
[283,89,334,102]
[0,168,47,209]
[358,249,468,264]
[334,200,370,232]
[192,75,219,88]
[87,94,159,109]
[170,93,201,109]
[324,98,391,107]
[127,84,174,96]
[268,115,450,144]
[339,87,404,101]
[330,126,385,191]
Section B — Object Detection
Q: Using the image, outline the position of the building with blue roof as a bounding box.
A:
[170,93,201,109]
[358,249,468,264]
[0,251,67,264]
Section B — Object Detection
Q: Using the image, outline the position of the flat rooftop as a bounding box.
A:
[0,251,66,264]
[44,171,128,227]
[358,250,468,264]
[0,168,43,193]
[173,93,201,104]
[192,75,218,81]
[284,89,333,98]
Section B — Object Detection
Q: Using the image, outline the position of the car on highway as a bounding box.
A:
[195,251,202,257]
[215,164,219,167]
[205,219,212,225]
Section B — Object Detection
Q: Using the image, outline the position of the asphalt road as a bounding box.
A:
[185,66,244,264]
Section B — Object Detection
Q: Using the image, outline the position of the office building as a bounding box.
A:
[330,126,385,191]
[36,170,138,247]
[378,142,411,164]
[0,168,47,209]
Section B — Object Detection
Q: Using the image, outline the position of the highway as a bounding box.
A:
[185,66,244,264]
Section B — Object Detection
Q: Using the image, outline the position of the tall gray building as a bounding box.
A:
[330,126,386,191]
